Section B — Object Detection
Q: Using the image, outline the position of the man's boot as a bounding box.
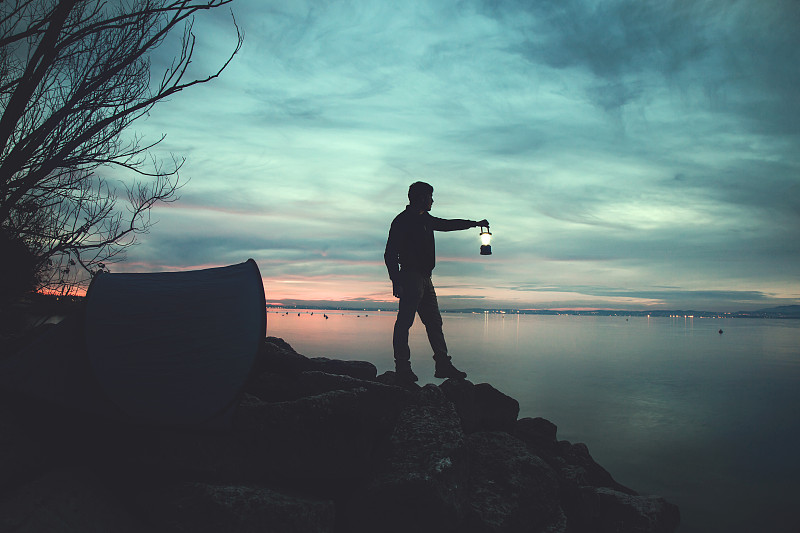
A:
[434,356,467,379]
[395,360,419,383]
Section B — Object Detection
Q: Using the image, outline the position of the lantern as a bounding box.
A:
[479,225,492,255]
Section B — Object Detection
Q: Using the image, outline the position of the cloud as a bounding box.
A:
[107,0,800,312]
[533,2,706,76]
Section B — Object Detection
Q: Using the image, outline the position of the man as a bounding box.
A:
[384,181,489,383]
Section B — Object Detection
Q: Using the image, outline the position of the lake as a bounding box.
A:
[265,309,800,533]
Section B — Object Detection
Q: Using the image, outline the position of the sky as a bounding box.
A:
[115,0,799,311]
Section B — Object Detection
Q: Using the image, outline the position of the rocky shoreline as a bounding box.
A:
[0,336,679,532]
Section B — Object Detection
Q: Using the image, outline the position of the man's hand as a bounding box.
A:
[475,219,489,227]
[392,280,403,299]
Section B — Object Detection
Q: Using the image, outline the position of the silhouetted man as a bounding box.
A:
[384,181,489,383]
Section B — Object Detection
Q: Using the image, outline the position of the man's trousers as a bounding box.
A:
[392,270,448,364]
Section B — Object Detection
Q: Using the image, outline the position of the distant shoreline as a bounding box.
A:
[267,305,800,320]
[8,293,799,321]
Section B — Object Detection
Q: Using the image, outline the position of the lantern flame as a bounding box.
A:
[479,226,492,255]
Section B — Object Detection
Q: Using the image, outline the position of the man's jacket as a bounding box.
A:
[384,206,474,281]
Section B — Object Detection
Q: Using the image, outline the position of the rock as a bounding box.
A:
[516,418,634,495]
[254,337,378,380]
[515,418,679,532]
[125,424,240,481]
[307,357,377,380]
[0,335,680,533]
[234,387,400,485]
[375,370,422,389]
[462,431,564,533]
[255,337,309,376]
[515,417,558,451]
[438,379,479,430]
[0,467,140,533]
[243,371,300,402]
[245,370,409,404]
[473,383,519,431]
[0,400,53,493]
[440,379,520,433]
[556,441,636,495]
[571,487,680,533]
[295,371,412,404]
[347,385,468,533]
[139,481,335,533]
[129,386,404,490]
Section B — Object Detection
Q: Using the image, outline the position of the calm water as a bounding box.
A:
[266,310,800,533]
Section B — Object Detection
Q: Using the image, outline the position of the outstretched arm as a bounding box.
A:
[429,217,490,231]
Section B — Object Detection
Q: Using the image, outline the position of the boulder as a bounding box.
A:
[124,424,241,481]
[516,418,634,495]
[0,400,53,493]
[347,385,468,533]
[234,387,399,485]
[296,371,410,402]
[255,337,310,376]
[254,337,377,380]
[0,467,140,533]
[515,417,558,452]
[243,371,301,402]
[307,357,377,380]
[515,418,680,532]
[138,481,335,533]
[462,431,564,533]
[557,441,635,494]
[245,370,410,404]
[571,487,680,533]
[440,379,520,433]
[129,387,404,490]
[375,370,422,389]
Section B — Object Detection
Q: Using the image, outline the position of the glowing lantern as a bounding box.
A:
[479,226,492,255]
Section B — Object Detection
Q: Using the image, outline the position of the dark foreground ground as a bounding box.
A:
[0,330,679,533]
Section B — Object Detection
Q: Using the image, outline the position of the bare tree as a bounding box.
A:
[0,0,243,295]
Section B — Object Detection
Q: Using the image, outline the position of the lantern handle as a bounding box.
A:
[479,224,491,233]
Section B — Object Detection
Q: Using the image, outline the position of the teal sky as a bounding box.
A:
[119,0,799,311]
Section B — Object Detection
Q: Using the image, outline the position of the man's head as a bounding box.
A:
[408,181,434,211]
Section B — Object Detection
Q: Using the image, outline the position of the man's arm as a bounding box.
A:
[429,216,489,231]
[384,222,403,297]
[384,224,400,282]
